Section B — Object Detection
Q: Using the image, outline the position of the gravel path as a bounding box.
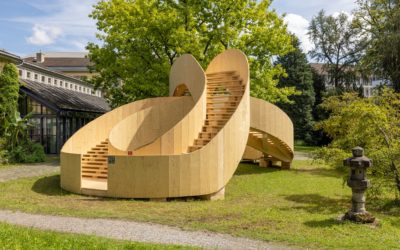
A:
[0,210,292,250]
[294,152,312,161]
[0,162,293,249]
[0,162,59,182]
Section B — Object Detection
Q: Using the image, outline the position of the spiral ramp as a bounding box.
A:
[60,49,293,200]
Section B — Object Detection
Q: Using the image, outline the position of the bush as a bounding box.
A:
[315,89,400,199]
[8,142,45,163]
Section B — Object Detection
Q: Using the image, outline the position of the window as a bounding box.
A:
[75,85,77,90]
[27,72,31,78]
[79,86,81,91]
[34,74,38,80]
[48,78,52,84]
[41,76,45,82]
[60,81,63,87]
[54,79,58,86]
[27,98,41,114]
[18,70,22,76]
[70,84,73,89]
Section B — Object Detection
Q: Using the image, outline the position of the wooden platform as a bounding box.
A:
[81,178,107,191]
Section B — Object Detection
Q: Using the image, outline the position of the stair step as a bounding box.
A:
[207,76,240,81]
[207,95,242,98]
[207,99,239,103]
[206,117,229,121]
[207,82,242,86]
[82,166,108,170]
[82,158,107,162]
[206,71,236,76]
[82,163,107,167]
[91,148,108,151]
[208,90,244,94]
[87,151,107,154]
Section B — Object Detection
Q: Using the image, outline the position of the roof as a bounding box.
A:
[310,63,325,75]
[26,52,88,58]
[24,57,92,69]
[0,50,22,64]
[20,79,110,114]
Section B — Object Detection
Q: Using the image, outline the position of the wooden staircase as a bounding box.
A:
[81,139,109,180]
[188,71,244,152]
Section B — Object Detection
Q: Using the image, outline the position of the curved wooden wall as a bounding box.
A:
[243,97,294,163]
[107,49,250,198]
[61,49,292,199]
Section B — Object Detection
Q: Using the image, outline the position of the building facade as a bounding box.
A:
[310,63,387,97]
[0,50,110,154]
[24,52,96,80]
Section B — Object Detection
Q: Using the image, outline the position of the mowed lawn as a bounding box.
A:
[0,160,399,249]
[0,222,191,250]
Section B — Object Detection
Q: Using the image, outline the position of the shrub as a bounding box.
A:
[315,89,400,200]
[8,142,45,163]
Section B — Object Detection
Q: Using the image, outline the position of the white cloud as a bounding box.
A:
[9,0,97,50]
[26,24,62,45]
[332,11,354,21]
[284,13,314,53]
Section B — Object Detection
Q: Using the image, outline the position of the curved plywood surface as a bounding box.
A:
[243,97,294,164]
[60,49,292,199]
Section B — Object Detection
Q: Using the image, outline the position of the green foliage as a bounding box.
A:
[315,89,400,198]
[308,10,366,92]
[88,0,295,107]
[0,63,45,164]
[0,63,20,137]
[354,0,400,91]
[276,36,315,144]
[8,142,45,164]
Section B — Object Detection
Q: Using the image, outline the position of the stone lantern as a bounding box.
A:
[342,146,375,223]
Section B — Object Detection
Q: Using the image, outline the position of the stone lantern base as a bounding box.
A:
[342,211,375,224]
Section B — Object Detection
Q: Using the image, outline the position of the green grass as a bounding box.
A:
[294,144,319,153]
[0,160,399,249]
[0,222,191,250]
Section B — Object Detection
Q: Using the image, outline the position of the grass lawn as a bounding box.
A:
[0,222,191,250]
[0,160,399,249]
[294,144,319,153]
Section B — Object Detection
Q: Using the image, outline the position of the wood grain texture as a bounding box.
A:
[60,49,293,199]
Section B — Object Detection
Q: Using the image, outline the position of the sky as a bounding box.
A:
[0,0,358,56]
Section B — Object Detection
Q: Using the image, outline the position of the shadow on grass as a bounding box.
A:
[234,163,280,176]
[304,218,342,228]
[291,168,342,178]
[31,175,71,196]
[284,194,348,214]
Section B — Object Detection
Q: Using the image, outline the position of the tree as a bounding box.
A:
[354,0,400,91]
[0,63,20,137]
[315,89,400,198]
[275,36,315,144]
[310,68,331,146]
[88,0,296,107]
[308,10,366,92]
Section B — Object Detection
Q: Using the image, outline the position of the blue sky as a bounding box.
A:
[0,0,357,56]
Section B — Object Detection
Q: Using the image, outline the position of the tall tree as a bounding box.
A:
[276,36,315,144]
[308,10,366,92]
[0,63,20,137]
[88,0,296,107]
[354,0,400,91]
